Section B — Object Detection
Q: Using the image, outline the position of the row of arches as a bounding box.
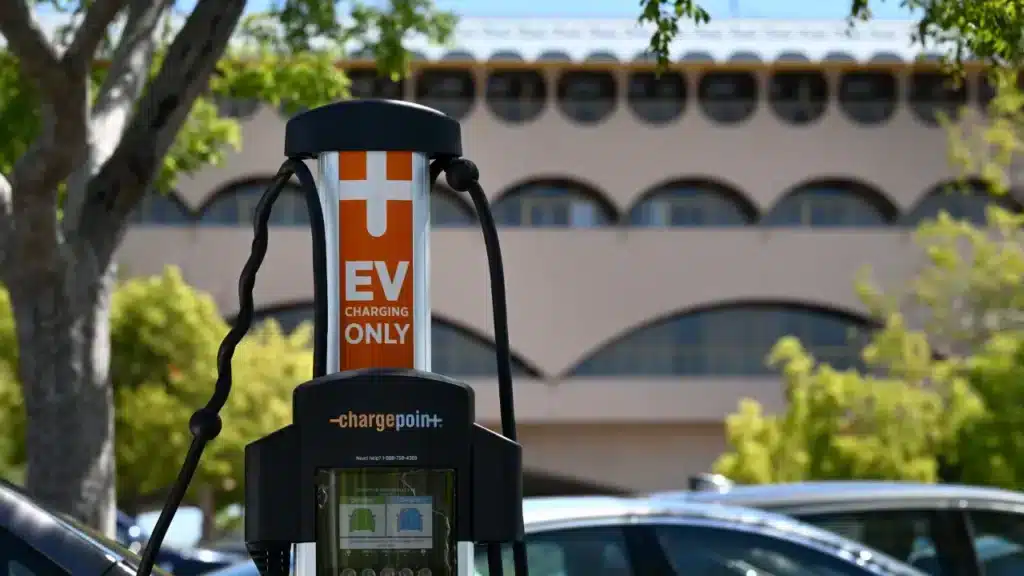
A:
[133,177,1019,228]
[251,301,871,378]
[223,67,989,129]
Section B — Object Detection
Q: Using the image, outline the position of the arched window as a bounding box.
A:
[556,70,617,124]
[629,181,755,227]
[837,71,897,125]
[697,71,758,125]
[492,180,615,228]
[415,68,477,120]
[486,69,547,124]
[199,181,310,226]
[347,68,405,100]
[909,71,968,126]
[627,71,687,125]
[904,181,1020,226]
[432,187,474,227]
[763,181,895,227]
[249,305,538,377]
[129,191,193,225]
[769,71,829,126]
[432,321,537,377]
[570,303,869,377]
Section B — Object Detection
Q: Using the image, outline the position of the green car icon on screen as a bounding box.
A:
[348,507,376,532]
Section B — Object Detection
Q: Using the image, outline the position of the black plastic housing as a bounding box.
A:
[284,99,462,159]
[244,369,523,575]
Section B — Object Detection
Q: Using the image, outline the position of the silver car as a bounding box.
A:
[208,495,925,576]
[650,479,1024,576]
[472,495,925,575]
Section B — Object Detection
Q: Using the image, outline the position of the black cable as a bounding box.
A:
[291,159,329,378]
[438,159,517,442]
[437,158,529,576]
[137,158,328,576]
[487,543,505,576]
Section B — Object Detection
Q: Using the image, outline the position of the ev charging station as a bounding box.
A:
[135,100,530,576]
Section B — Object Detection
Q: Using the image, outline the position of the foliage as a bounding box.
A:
[0,0,455,529]
[0,1,457,195]
[956,331,1024,487]
[0,287,20,476]
[111,267,311,510]
[715,202,1024,487]
[692,0,1024,488]
[714,337,982,484]
[637,0,710,69]
[640,0,1024,69]
[0,267,311,512]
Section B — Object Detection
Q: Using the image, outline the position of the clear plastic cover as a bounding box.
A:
[316,468,456,576]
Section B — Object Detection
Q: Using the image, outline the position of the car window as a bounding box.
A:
[796,510,951,576]
[0,527,68,576]
[50,511,147,566]
[966,509,1024,576]
[652,524,872,576]
[473,526,634,576]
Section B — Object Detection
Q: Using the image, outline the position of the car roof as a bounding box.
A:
[0,479,171,575]
[649,481,1024,513]
[208,496,923,576]
[521,495,923,574]
[1,479,126,572]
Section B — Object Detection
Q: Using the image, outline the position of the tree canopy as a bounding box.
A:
[0,0,454,530]
[689,0,1024,488]
[639,0,1024,68]
[716,204,1024,488]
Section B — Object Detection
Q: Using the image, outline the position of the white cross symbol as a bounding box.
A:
[338,151,413,238]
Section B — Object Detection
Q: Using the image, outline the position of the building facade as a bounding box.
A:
[117,18,1017,494]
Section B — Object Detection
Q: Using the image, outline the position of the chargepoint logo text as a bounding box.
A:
[328,410,443,432]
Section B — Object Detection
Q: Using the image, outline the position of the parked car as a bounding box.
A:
[114,509,245,574]
[649,479,1024,576]
[1,479,241,576]
[208,495,925,576]
[1,479,170,575]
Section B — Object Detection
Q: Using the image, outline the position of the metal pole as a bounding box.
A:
[295,149,465,576]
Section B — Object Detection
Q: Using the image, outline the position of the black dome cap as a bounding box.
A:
[284,99,462,159]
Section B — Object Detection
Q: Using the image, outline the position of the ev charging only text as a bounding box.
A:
[344,261,409,345]
[329,410,444,432]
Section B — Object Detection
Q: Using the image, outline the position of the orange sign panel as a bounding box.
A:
[337,150,415,370]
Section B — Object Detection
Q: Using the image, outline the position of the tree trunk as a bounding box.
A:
[198,484,216,545]
[8,258,118,536]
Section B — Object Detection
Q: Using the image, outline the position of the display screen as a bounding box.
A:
[316,468,456,576]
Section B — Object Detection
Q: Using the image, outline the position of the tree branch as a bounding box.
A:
[0,0,69,96]
[76,0,246,263]
[0,2,89,274]
[64,0,173,235]
[63,0,132,69]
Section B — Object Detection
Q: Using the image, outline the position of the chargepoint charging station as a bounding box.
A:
[135,100,530,576]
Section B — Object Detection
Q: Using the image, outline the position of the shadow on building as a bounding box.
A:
[523,469,626,497]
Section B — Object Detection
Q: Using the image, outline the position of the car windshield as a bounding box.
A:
[2,479,169,575]
[52,510,175,575]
